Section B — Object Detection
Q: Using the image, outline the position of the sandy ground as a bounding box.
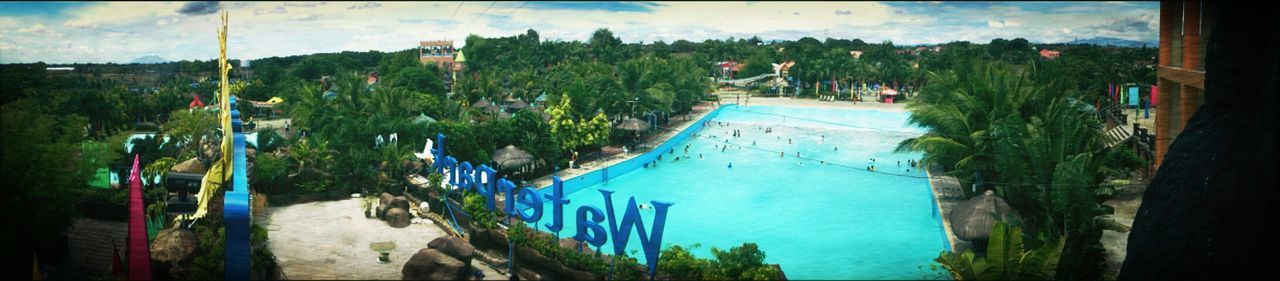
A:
[1102,181,1146,279]
[264,198,506,280]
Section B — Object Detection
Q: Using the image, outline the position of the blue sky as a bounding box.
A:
[0,1,1158,64]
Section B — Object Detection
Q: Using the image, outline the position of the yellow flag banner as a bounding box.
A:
[185,11,234,223]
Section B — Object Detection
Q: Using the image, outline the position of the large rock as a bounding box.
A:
[386,208,412,228]
[1120,4,1280,280]
[151,228,198,263]
[427,236,475,267]
[402,248,468,280]
[378,193,395,219]
[390,196,410,211]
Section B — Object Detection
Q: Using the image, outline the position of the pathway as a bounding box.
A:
[264,198,506,280]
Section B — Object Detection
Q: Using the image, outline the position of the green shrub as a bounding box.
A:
[253,153,288,193]
[462,191,498,229]
[187,225,225,280]
[251,224,277,276]
[255,129,287,153]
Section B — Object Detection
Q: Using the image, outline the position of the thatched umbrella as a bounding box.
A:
[509,100,529,109]
[170,157,206,174]
[150,228,198,263]
[949,190,1020,241]
[492,145,534,169]
[412,113,437,125]
[615,117,650,131]
[483,105,504,114]
[471,98,491,108]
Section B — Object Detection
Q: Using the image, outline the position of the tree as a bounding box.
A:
[546,94,611,158]
[589,28,623,64]
[164,108,219,162]
[390,65,446,96]
[897,60,1137,280]
[2,101,94,272]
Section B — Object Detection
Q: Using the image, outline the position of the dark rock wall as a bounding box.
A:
[1120,3,1280,279]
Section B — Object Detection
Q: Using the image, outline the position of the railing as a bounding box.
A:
[716,73,778,85]
[1097,103,1129,130]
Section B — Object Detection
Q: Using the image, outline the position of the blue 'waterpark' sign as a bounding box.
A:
[430,134,674,276]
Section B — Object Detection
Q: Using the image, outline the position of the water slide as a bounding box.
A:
[716,73,778,86]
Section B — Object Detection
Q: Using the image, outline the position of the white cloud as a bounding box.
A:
[289,14,320,21]
[60,2,182,28]
[348,2,382,10]
[0,2,1160,63]
[255,6,287,15]
[18,23,47,33]
[284,2,327,8]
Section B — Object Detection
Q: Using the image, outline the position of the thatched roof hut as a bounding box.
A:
[949,190,1020,241]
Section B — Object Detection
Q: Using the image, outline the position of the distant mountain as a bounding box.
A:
[129,55,168,64]
[1061,37,1154,48]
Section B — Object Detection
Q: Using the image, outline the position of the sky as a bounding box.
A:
[0,1,1159,64]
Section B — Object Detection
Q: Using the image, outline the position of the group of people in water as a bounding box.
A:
[643,118,925,175]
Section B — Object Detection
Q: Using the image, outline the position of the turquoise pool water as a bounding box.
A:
[538,105,948,279]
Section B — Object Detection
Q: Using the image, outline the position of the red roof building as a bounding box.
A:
[1039,49,1061,59]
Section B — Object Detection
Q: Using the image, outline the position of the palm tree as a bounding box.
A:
[898,60,1137,280]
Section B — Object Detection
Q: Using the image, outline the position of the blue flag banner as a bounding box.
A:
[1128,86,1140,107]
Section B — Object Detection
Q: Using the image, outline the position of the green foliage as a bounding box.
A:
[2,102,94,262]
[935,222,1065,280]
[657,243,784,280]
[546,95,612,155]
[507,222,644,280]
[255,129,287,153]
[289,138,335,192]
[253,153,289,193]
[251,223,278,276]
[389,65,446,96]
[164,108,219,161]
[286,72,432,194]
[462,192,498,229]
[188,225,226,280]
[142,156,177,188]
[900,59,1129,279]
[658,245,714,280]
[711,243,768,278]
